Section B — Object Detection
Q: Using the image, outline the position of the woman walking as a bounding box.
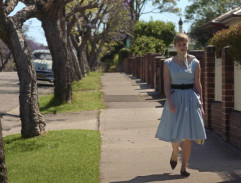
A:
[155,33,207,177]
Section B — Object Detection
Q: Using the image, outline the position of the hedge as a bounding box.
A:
[131,36,166,56]
[210,23,241,65]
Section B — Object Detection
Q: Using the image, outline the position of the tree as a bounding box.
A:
[68,0,179,71]
[126,0,180,23]
[68,0,132,70]
[184,0,240,47]
[22,0,99,104]
[87,0,132,70]
[65,0,99,73]
[131,35,166,56]
[36,0,78,104]
[131,20,175,55]
[0,0,46,138]
[134,20,176,46]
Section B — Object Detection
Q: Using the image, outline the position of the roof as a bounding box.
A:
[214,6,241,23]
[203,6,241,28]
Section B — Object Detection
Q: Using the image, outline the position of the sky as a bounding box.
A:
[12,0,192,46]
[140,0,192,32]
[10,2,47,45]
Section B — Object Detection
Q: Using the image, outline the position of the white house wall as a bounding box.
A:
[215,57,222,102]
[234,63,241,111]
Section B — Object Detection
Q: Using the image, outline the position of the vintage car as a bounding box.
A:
[32,50,54,82]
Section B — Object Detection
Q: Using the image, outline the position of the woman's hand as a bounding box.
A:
[168,100,177,113]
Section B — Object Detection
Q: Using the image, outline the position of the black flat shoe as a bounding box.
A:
[170,160,177,169]
[180,170,190,177]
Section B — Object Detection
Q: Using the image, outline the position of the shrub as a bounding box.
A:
[131,36,166,56]
[131,20,175,56]
[118,48,130,63]
[133,20,176,46]
[210,23,241,65]
[209,28,230,57]
[113,53,119,66]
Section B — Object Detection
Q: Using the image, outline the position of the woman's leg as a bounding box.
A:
[181,140,192,171]
[171,142,179,161]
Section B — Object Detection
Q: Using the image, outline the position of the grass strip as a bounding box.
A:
[72,71,103,91]
[39,71,105,114]
[4,130,101,183]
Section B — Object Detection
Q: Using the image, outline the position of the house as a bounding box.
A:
[202,6,241,34]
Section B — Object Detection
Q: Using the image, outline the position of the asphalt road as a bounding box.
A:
[0,72,54,113]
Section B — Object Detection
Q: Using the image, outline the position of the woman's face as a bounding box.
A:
[174,40,188,55]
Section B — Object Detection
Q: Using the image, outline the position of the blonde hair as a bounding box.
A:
[174,33,189,45]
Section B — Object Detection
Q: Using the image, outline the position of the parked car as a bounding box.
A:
[32,50,54,83]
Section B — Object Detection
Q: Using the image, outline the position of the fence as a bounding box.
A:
[123,46,241,150]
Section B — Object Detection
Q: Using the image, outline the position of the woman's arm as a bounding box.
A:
[164,62,176,112]
[194,62,205,117]
[194,63,203,104]
[164,62,172,101]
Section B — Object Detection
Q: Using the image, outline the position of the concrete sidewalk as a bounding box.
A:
[99,73,241,183]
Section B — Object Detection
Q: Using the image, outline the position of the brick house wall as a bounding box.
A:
[230,111,241,150]
[211,102,222,136]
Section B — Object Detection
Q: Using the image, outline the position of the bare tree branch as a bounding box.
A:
[4,0,19,15]
[65,2,98,19]
[65,1,99,33]
[141,8,160,14]
[11,5,38,27]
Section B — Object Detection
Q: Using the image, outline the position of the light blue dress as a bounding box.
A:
[155,57,207,144]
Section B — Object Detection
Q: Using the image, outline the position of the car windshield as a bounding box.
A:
[33,53,52,60]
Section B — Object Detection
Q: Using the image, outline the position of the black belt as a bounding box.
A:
[171,84,194,90]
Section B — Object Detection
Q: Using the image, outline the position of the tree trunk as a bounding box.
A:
[88,38,105,70]
[0,53,11,72]
[7,28,46,138]
[67,35,83,80]
[70,34,90,75]
[0,2,46,138]
[88,42,97,70]
[80,44,90,74]
[42,18,72,104]
[0,117,8,183]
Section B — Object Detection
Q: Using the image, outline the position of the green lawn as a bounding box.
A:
[4,71,105,182]
[39,71,105,114]
[4,130,101,183]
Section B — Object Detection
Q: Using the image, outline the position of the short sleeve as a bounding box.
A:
[192,58,200,70]
[164,58,171,70]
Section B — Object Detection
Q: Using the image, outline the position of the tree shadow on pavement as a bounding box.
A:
[127,74,166,106]
[110,173,185,183]
[37,82,54,87]
[188,130,241,182]
[123,74,241,182]
[1,113,19,118]
[217,181,241,183]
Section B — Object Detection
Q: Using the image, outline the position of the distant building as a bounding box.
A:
[202,6,241,36]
